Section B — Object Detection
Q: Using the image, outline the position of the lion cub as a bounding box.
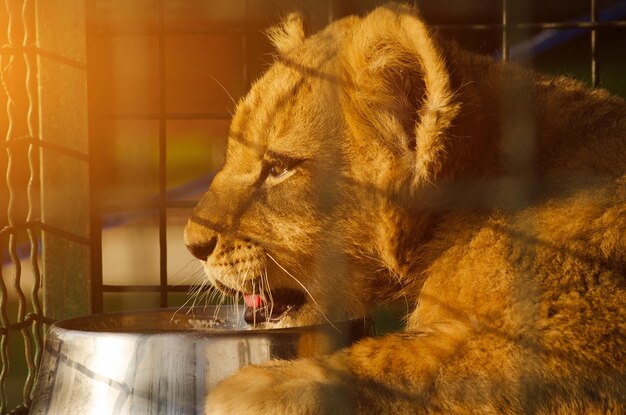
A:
[184,3,625,413]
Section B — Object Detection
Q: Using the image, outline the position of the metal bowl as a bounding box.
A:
[29,306,372,415]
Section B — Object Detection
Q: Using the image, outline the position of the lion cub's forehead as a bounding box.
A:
[227,62,336,162]
[225,18,353,165]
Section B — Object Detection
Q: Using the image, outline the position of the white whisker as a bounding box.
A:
[169,259,202,286]
[251,277,258,327]
[263,265,274,321]
[171,277,208,322]
[265,252,338,331]
[190,68,237,111]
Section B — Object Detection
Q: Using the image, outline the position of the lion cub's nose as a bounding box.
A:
[186,236,217,261]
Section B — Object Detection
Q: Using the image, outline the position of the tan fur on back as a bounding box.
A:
[184,3,625,413]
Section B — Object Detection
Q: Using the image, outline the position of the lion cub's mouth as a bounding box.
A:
[243,288,306,324]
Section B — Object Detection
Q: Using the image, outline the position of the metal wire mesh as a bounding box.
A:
[1,1,44,413]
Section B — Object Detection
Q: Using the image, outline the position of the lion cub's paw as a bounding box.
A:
[205,359,354,415]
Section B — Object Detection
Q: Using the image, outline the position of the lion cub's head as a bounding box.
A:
[184,4,459,326]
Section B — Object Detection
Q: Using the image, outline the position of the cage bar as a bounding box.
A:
[591,0,600,87]
[36,0,91,321]
[501,0,509,61]
[157,0,169,308]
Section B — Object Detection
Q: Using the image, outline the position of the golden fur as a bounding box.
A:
[184,3,625,413]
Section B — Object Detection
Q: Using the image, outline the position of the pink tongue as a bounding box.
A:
[244,294,264,309]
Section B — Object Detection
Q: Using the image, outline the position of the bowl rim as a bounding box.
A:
[49,305,373,337]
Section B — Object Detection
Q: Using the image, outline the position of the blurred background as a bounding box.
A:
[1,0,625,413]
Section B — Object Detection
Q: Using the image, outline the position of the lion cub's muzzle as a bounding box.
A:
[184,219,309,326]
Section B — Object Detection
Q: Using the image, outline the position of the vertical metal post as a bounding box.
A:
[241,17,249,90]
[35,0,91,320]
[590,0,600,87]
[157,0,168,307]
[85,2,103,314]
[327,0,334,24]
[501,0,509,61]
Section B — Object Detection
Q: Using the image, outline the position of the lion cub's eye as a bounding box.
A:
[268,161,290,178]
[263,154,301,186]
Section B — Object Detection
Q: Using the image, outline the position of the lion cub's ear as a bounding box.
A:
[267,12,308,54]
[344,4,460,186]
